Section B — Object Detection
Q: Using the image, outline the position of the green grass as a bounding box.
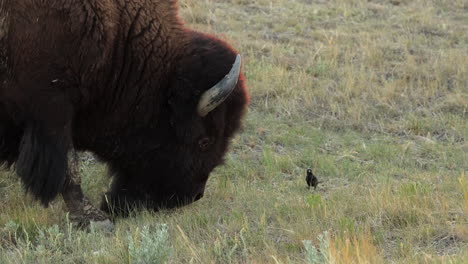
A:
[1,0,467,263]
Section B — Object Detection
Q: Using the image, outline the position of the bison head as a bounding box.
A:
[101,33,248,216]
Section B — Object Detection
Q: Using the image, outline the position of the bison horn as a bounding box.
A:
[197,54,242,117]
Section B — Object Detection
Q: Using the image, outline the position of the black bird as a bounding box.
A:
[306,168,318,190]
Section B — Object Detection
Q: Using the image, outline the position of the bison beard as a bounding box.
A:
[16,121,68,206]
[0,0,249,221]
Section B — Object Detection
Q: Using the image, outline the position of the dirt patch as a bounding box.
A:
[429,232,466,256]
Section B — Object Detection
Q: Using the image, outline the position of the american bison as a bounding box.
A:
[0,0,248,224]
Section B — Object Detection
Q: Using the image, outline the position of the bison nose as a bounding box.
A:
[194,192,204,201]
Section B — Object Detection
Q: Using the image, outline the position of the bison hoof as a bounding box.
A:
[90,219,114,233]
[68,214,114,232]
[67,198,114,231]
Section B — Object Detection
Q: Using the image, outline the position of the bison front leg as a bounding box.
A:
[62,158,113,231]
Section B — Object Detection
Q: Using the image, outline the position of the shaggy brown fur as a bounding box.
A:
[0,0,249,216]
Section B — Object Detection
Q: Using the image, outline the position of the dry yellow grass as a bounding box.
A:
[1,0,467,263]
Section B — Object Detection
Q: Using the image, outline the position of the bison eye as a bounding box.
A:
[198,137,212,151]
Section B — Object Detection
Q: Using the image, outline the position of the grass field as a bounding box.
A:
[1,0,467,263]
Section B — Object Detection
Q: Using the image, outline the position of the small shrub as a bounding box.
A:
[128,224,172,264]
[303,231,330,264]
[306,194,324,209]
